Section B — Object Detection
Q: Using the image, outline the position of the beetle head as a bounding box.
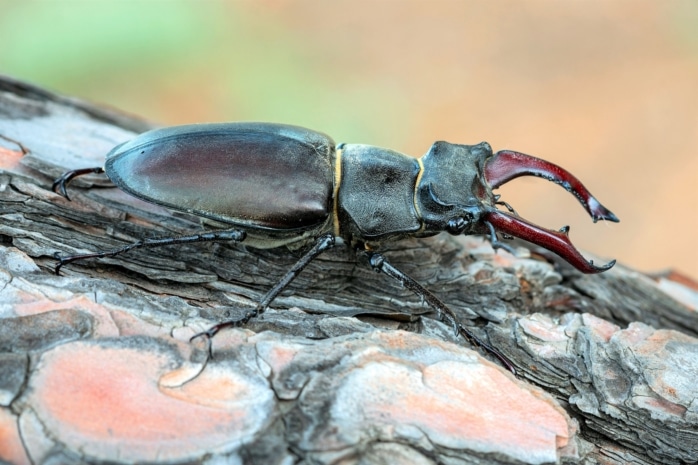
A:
[416,141,495,234]
[416,142,619,274]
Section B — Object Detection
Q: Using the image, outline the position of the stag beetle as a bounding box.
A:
[53,123,618,369]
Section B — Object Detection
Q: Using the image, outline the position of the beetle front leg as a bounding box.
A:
[191,234,336,341]
[362,250,515,373]
[52,167,106,200]
[54,229,247,274]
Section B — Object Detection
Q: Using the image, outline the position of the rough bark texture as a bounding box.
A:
[0,75,696,465]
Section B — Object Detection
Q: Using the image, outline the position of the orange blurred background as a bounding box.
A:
[1,1,696,278]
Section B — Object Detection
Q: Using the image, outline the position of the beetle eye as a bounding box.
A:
[446,217,467,235]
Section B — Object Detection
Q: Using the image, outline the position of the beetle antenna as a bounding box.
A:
[495,199,518,216]
[485,220,518,256]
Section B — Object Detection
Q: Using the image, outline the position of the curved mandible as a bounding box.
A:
[484,150,619,223]
[485,210,615,273]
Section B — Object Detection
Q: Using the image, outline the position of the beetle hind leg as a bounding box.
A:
[54,229,247,274]
[190,234,336,342]
[362,250,515,373]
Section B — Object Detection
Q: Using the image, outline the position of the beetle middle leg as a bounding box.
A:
[191,234,336,340]
[363,250,515,373]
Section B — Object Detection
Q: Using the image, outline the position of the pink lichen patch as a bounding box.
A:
[614,322,657,347]
[0,408,30,465]
[1,279,71,316]
[316,333,571,465]
[615,325,698,409]
[109,309,171,338]
[158,357,206,388]
[161,364,263,410]
[25,340,274,463]
[13,292,118,337]
[582,313,620,342]
[330,359,569,464]
[257,342,305,375]
[209,327,254,351]
[633,395,687,418]
[519,314,570,343]
[374,329,428,351]
[12,295,72,317]
[0,146,23,170]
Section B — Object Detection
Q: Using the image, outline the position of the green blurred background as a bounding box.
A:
[1,0,696,279]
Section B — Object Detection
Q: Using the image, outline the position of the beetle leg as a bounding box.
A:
[191,234,336,340]
[363,251,516,374]
[54,229,247,274]
[52,167,105,201]
[485,210,616,273]
[495,200,518,216]
[484,150,619,223]
[364,251,459,335]
[484,221,518,256]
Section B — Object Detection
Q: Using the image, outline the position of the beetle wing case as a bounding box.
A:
[105,123,336,246]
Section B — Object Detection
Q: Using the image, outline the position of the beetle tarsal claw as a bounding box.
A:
[51,167,105,200]
[485,210,615,274]
[51,178,69,199]
[484,150,620,224]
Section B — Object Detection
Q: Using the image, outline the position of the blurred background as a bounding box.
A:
[0,0,696,279]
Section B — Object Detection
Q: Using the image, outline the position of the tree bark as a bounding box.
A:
[0,75,696,465]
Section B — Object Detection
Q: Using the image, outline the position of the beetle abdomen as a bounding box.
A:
[106,123,336,231]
